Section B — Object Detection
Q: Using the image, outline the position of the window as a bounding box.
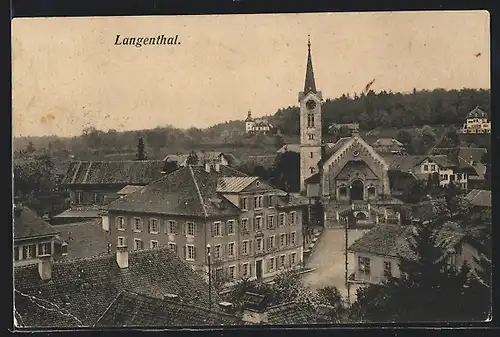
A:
[241,218,249,232]
[290,252,297,265]
[423,164,429,172]
[290,232,296,245]
[254,195,263,209]
[22,245,35,259]
[310,167,315,174]
[168,242,177,254]
[240,197,248,210]
[457,173,462,180]
[227,220,235,235]
[289,212,296,225]
[255,216,262,230]
[149,219,159,234]
[279,213,286,227]
[134,239,143,251]
[186,245,196,261]
[93,192,101,204]
[214,245,222,259]
[150,240,159,249]
[308,134,314,140]
[307,114,315,128]
[383,261,392,278]
[267,215,275,229]
[358,256,371,275]
[228,242,235,257]
[279,255,286,269]
[430,165,436,171]
[256,238,263,252]
[133,218,143,232]
[116,217,126,231]
[267,257,275,272]
[215,268,224,281]
[117,236,126,247]
[368,187,376,197]
[267,195,274,208]
[242,263,249,277]
[228,266,236,280]
[310,152,314,158]
[38,243,51,256]
[450,175,456,181]
[213,221,222,237]
[186,222,196,236]
[75,191,83,204]
[339,187,347,198]
[442,174,449,180]
[280,233,287,247]
[267,236,275,250]
[242,240,249,255]
[167,220,177,234]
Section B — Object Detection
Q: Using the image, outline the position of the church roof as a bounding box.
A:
[467,106,488,119]
[303,37,317,95]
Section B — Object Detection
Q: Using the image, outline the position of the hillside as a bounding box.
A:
[13,88,490,161]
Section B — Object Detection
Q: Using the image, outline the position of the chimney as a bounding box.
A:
[469,156,474,166]
[351,128,360,137]
[204,162,211,172]
[116,245,129,269]
[38,255,52,281]
[218,301,234,314]
[215,163,220,172]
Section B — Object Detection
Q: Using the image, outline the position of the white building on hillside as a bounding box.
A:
[245,111,273,134]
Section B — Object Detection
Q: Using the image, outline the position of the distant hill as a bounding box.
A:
[13,88,489,162]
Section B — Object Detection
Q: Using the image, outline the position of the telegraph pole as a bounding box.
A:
[207,244,212,312]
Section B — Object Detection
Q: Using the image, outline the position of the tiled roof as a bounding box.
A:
[94,291,241,327]
[304,173,320,184]
[465,189,491,207]
[217,177,258,193]
[348,224,415,259]
[14,246,222,328]
[430,147,487,165]
[431,155,456,169]
[467,106,488,118]
[163,154,188,165]
[322,137,351,162]
[411,199,447,223]
[62,160,166,185]
[117,185,144,195]
[384,155,427,171]
[105,165,246,217]
[55,219,110,260]
[53,206,102,219]
[14,207,59,240]
[266,302,317,325]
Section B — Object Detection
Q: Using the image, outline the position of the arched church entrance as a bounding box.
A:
[350,180,364,201]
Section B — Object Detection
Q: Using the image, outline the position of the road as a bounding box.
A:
[302,228,368,302]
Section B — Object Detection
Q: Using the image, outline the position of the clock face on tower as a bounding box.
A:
[306,100,316,110]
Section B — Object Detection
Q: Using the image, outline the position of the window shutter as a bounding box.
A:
[285,233,289,246]
[223,244,227,258]
[221,221,226,236]
[184,222,187,236]
[263,195,268,208]
[115,217,119,229]
[182,246,186,259]
[193,247,197,261]
[239,198,243,209]
[211,223,215,237]
[147,220,151,233]
[248,240,253,254]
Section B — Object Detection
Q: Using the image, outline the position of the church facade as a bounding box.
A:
[299,38,402,228]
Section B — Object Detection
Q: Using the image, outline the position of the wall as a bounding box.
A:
[352,252,400,284]
[14,236,58,267]
[68,184,126,206]
[299,92,322,192]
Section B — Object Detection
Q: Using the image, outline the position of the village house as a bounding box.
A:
[458,106,491,134]
[347,223,482,285]
[14,246,226,328]
[53,160,167,224]
[245,111,273,134]
[163,151,237,169]
[102,164,308,285]
[370,138,407,155]
[465,189,491,209]
[13,205,67,267]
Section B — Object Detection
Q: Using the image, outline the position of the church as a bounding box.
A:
[297,38,403,228]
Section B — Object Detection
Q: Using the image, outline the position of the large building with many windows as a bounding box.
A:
[102,164,308,285]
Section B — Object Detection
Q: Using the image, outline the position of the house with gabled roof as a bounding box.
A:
[13,206,66,267]
[458,106,490,134]
[101,164,308,287]
[14,245,225,328]
[371,138,406,155]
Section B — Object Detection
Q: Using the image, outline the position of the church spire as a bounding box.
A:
[304,35,317,94]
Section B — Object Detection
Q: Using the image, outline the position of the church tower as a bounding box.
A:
[299,36,323,192]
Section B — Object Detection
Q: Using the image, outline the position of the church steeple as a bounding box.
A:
[304,35,317,94]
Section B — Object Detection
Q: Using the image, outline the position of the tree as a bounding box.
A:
[271,152,300,192]
[401,180,427,204]
[186,151,199,165]
[315,286,346,321]
[26,141,36,154]
[425,172,441,195]
[274,134,285,149]
[480,148,490,190]
[14,154,57,196]
[136,137,147,160]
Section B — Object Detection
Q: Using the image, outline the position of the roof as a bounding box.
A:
[163,152,232,165]
[303,38,317,94]
[266,302,317,325]
[384,155,427,171]
[55,219,109,260]
[14,206,59,240]
[348,224,415,259]
[467,106,488,118]
[14,246,222,328]
[62,160,166,185]
[105,165,247,217]
[465,189,491,207]
[411,199,447,223]
[163,154,187,165]
[430,155,456,169]
[95,291,241,327]
[371,138,404,147]
[388,170,418,192]
[117,185,144,195]
[216,177,258,193]
[277,144,300,154]
[304,173,320,184]
[52,206,102,219]
[319,137,352,164]
[430,147,487,164]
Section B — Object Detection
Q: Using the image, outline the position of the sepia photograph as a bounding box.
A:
[12,11,491,328]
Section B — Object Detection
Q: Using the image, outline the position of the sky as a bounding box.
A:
[12,11,490,137]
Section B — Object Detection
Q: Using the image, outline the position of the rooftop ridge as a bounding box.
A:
[69,160,165,164]
[189,165,208,218]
